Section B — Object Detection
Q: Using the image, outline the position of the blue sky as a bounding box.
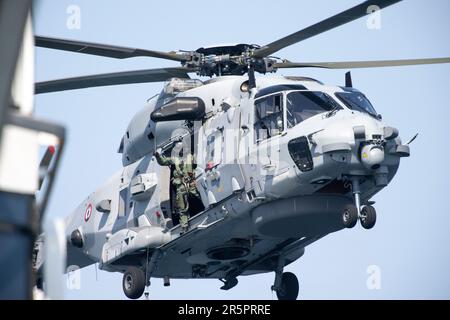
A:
[33,0,450,299]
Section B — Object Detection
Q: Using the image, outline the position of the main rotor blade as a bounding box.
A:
[35,67,191,94]
[273,57,450,69]
[35,36,187,62]
[253,0,402,58]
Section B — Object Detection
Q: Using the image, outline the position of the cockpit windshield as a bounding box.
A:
[286,91,340,128]
[335,91,377,117]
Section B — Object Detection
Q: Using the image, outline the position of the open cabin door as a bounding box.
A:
[153,121,205,224]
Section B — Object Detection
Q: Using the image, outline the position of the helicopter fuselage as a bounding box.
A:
[40,74,409,289]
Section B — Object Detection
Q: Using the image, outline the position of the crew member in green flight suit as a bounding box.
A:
[154,142,201,232]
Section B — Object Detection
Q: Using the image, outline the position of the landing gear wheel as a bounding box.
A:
[342,204,358,228]
[276,272,299,300]
[122,267,145,299]
[360,205,377,229]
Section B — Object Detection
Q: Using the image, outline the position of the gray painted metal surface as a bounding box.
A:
[33,74,409,289]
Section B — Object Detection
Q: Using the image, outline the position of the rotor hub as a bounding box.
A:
[181,43,276,77]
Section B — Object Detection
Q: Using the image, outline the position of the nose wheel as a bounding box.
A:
[360,205,377,229]
[342,204,358,228]
[342,177,377,229]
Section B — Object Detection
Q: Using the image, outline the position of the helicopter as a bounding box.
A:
[32,0,450,300]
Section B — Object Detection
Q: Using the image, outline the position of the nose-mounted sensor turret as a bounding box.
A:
[360,144,385,170]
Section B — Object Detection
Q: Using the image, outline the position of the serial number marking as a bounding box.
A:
[178,304,271,318]
[222,304,271,315]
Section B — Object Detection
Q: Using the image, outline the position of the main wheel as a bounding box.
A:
[342,204,358,228]
[360,205,377,229]
[276,272,299,300]
[122,267,145,299]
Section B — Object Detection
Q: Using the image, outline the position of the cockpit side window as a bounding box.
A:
[286,91,339,128]
[254,94,284,142]
[335,92,377,117]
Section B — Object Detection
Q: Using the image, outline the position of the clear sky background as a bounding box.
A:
[33,0,450,299]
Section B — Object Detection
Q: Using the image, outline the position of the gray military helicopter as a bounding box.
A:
[33,0,450,300]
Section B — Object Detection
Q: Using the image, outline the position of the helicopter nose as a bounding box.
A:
[306,113,409,181]
[354,119,409,174]
[351,117,398,162]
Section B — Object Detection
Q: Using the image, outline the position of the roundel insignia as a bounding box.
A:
[84,203,93,222]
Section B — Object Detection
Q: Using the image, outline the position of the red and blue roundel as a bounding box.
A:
[84,203,93,222]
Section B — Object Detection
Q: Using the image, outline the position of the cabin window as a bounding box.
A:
[254,94,284,142]
[286,91,339,128]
